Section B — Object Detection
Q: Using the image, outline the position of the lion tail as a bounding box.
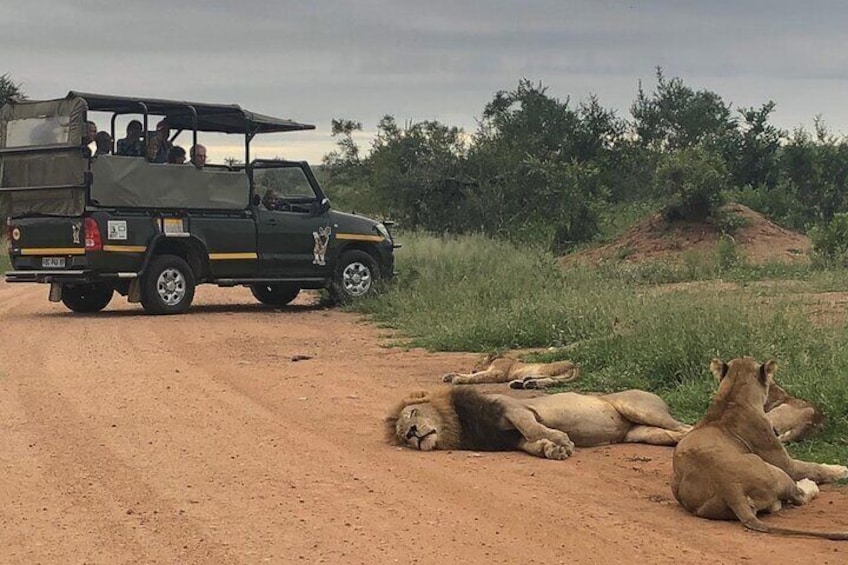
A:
[547,360,580,380]
[743,517,848,541]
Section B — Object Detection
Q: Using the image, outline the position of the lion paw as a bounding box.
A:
[442,373,459,383]
[508,379,525,389]
[795,478,820,504]
[823,464,848,481]
[542,439,573,460]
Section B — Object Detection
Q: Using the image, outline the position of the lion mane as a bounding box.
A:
[385,388,522,452]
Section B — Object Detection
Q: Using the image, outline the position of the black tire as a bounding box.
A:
[331,249,380,302]
[250,283,300,306]
[140,254,196,315]
[61,283,114,313]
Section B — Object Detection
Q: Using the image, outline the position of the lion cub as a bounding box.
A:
[672,357,848,540]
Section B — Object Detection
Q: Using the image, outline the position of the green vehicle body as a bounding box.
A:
[1,92,396,314]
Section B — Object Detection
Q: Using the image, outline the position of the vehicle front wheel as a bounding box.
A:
[331,249,380,302]
[250,283,300,306]
[61,283,114,313]
[140,254,196,315]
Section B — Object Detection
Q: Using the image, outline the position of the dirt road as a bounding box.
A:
[1,283,846,564]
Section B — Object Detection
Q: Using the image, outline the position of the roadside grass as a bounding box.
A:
[357,232,848,465]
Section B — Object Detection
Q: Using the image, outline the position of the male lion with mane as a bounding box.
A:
[672,357,848,540]
[441,353,579,389]
[386,387,691,459]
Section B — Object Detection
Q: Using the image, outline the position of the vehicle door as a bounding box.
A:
[253,163,332,277]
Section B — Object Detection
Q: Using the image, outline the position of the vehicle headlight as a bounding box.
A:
[375,222,392,242]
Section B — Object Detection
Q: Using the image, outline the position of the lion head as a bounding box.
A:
[471,351,500,371]
[385,389,461,451]
[708,356,776,414]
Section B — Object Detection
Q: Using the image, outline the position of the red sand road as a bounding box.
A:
[0,283,846,564]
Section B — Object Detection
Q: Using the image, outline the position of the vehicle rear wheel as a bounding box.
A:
[250,283,300,306]
[141,254,196,315]
[61,283,114,313]
[331,249,380,302]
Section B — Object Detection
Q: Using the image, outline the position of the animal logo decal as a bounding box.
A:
[71,222,81,245]
[312,225,332,266]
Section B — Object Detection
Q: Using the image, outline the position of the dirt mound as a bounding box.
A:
[570,203,810,265]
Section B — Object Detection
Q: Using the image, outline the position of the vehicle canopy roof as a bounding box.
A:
[67,91,316,135]
[0,92,314,216]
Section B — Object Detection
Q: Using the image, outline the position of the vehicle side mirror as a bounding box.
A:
[251,193,261,206]
[313,197,331,215]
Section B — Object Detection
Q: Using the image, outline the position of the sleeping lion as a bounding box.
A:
[672,357,848,540]
[386,387,691,459]
[441,353,579,389]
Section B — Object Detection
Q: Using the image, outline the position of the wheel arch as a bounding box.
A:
[141,235,211,281]
[335,242,381,274]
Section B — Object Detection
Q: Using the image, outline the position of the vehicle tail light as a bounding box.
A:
[84,217,102,251]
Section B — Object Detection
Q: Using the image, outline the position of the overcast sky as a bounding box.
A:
[4,1,848,163]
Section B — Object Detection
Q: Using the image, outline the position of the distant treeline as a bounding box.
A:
[321,69,848,254]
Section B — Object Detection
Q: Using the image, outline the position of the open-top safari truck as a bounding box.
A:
[1,92,396,314]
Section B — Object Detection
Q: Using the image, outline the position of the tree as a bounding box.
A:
[0,73,25,107]
[367,115,469,231]
[631,68,735,152]
[727,101,784,191]
[467,80,614,247]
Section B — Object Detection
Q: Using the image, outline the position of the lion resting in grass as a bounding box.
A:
[386,387,691,459]
[672,357,848,540]
[441,353,579,389]
[764,382,825,443]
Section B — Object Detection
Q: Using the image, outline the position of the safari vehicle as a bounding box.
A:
[0,92,396,314]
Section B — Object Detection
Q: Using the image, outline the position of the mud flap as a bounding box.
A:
[128,278,142,303]
[48,283,63,302]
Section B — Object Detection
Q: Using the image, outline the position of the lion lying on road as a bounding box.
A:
[441,353,579,389]
[672,357,848,540]
[387,387,691,460]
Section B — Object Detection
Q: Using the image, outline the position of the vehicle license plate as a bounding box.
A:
[42,257,66,268]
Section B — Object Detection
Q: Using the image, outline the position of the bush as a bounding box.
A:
[810,213,848,267]
[655,146,729,222]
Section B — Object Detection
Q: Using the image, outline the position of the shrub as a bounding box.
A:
[655,146,729,222]
[810,213,848,267]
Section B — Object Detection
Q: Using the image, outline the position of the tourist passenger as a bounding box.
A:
[116,120,145,157]
[190,144,207,168]
[150,119,173,163]
[94,131,112,156]
[167,146,187,164]
[82,120,97,156]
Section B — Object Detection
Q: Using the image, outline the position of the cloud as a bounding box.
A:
[5,0,848,161]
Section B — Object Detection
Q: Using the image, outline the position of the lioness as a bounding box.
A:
[386,387,691,460]
[441,353,579,389]
[672,357,848,540]
[765,382,825,443]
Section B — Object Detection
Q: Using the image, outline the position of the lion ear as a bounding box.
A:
[403,390,429,403]
[710,358,728,381]
[759,360,777,385]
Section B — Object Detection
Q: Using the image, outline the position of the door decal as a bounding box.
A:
[312,225,332,266]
